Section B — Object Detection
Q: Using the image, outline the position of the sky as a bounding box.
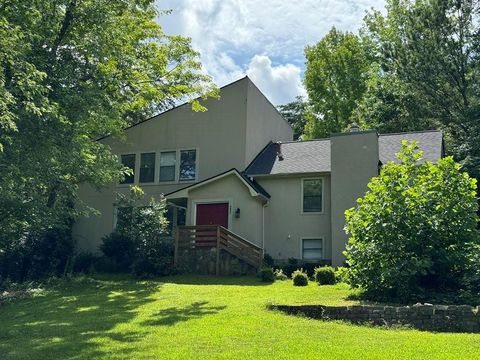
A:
[156,0,386,106]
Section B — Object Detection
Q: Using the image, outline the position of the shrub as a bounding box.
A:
[72,252,98,274]
[292,269,309,286]
[313,266,336,285]
[132,239,174,277]
[274,268,288,281]
[99,232,135,272]
[263,253,275,267]
[258,267,275,282]
[344,141,479,302]
[335,267,348,283]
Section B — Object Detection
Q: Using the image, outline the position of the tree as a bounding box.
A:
[303,27,371,138]
[277,96,312,140]
[344,141,479,302]
[0,1,216,280]
[361,0,480,178]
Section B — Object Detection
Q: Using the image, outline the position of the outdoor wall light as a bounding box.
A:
[235,208,241,218]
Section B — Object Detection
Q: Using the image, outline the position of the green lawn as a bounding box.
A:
[1,275,479,359]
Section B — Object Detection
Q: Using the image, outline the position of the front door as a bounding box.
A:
[195,203,229,228]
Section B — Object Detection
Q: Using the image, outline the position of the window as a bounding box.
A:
[179,149,196,181]
[302,239,323,260]
[159,151,176,182]
[140,152,155,183]
[120,154,135,184]
[302,178,323,213]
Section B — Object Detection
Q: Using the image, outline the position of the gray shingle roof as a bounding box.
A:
[245,130,443,176]
[378,130,443,165]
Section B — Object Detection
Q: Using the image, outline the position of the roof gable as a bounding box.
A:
[165,168,270,199]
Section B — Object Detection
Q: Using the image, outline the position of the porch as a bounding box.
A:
[174,225,263,275]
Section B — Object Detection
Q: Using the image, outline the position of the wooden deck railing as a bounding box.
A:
[174,225,263,275]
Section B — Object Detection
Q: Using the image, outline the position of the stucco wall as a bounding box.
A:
[256,174,331,262]
[186,174,265,247]
[330,131,379,267]
[245,80,293,165]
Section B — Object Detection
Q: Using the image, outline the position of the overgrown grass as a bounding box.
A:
[0,274,479,359]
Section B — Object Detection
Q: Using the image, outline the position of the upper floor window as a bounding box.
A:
[302,178,323,213]
[120,154,135,184]
[140,152,155,183]
[179,149,196,181]
[159,151,176,182]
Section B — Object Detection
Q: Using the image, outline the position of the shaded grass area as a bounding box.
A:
[0,274,479,359]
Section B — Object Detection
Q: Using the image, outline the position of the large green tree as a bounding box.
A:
[361,0,480,177]
[303,27,371,138]
[0,1,216,260]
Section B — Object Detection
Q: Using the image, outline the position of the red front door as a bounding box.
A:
[195,203,229,228]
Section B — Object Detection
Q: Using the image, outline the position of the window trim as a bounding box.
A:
[300,177,324,215]
[139,151,156,184]
[118,152,138,186]
[158,150,178,184]
[178,148,198,183]
[300,237,324,261]
[115,148,199,186]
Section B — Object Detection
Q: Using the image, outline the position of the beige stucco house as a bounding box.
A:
[73,76,444,268]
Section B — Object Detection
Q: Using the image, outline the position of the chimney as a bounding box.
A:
[276,142,284,161]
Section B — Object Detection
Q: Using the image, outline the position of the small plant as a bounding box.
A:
[313,266,336,285]
[292,269,309,286]
[335,266,348,283]
[274,268,288,281]
[263,253,275,267]
[258,267,275,282]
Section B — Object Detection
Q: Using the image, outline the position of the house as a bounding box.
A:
[73,76,444,270]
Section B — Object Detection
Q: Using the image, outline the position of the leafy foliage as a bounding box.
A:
[0,1,216,282]
[292,269,309,286]
[277,96,313,140]
[303,27,371,138]
[313,266,337,285]
[344,141,479,301]
[258,267,275,282]
[273,268,288,281]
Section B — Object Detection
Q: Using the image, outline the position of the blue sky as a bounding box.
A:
[156,0,386,105]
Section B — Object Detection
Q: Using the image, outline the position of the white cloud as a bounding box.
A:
[156,0,386,104]
[246,55,306,105]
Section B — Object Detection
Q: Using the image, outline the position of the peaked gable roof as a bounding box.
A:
[245,130,443,176]
[165,168,270,199]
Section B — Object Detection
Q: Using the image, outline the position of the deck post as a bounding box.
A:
[216,226,221,276]
[174,226,179,269]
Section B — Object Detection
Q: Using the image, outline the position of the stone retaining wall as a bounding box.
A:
[269,303,480,333]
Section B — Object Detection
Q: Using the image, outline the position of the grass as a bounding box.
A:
[1,275,479,359]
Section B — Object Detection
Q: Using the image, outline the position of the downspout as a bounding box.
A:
[262,199,270,258]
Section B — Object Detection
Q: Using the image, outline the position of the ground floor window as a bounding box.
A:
[302,238,323,260]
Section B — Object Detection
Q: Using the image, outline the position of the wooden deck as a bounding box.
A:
[174,225,263,275]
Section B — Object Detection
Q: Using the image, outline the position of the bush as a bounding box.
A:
[313,266,336,285]
[274,268,288,281]
[263,253,275,267]
[258,267,275,282]
[292,269,309,286]
[344,142,480,302]
[99,232,135,272]
[335,267,348,283]
[72,252,98,274]
[132,239,174,278]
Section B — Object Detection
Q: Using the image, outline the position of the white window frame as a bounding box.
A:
[115,147,199,186]
[158,149,178,184]
[178,147,199,183]
[191,198,233,229]
[117,152,138,187]
[300,237,324,261]
[139,151,157,184]
[301,177,324,215]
